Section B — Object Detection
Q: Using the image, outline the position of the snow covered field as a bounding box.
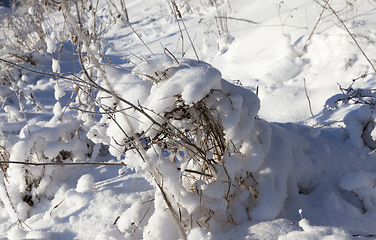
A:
[1,0,376,239]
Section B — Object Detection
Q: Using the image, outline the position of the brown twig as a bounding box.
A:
[171,1,199,62]
[50,197,66,216]
[164,47,180,64]
[131,191,153,236]
[0,161,126,166]
[210,16,257,24]
[303,3,326,52]
[304,78,315,120]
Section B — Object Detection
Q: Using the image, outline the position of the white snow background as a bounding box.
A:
[0,0,376,239]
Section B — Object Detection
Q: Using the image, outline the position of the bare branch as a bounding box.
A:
[0,161,126,166]
[304,78,315,120]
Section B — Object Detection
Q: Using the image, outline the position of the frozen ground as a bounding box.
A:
[1,0,376,239]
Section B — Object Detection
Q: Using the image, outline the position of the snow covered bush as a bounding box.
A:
[0,0,113,224]
[92,56,264,229]
[324,78,376,149]
[0,115,93,221]
[0,2,48,53]
[323,78,376,215]
[81,54,314,238]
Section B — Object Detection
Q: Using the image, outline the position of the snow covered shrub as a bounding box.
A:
[0,116,93,221]
[0,1,50,52]
[0,0,110,82]
[0,0,66,88]
[88,55,288,236]
[0,0,135,223]
[324,78,376,149]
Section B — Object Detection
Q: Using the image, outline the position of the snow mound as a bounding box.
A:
[280,210,351,240]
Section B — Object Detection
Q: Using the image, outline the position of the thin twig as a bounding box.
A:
[303,3,326,51]
[303,78,315,120]
[131,191,153,236]
[121,15,154,56]
[171,1,199,62]
[169,0,184,57]
[164,47,179,64]
[0,57,91,90]
[50,197,66,216]
[72,107,142,122]
[8,219,32,230]
[0,57,72,79]
[209,16,257,24]
[100,37,137,66]
[179,168,213,177]
[352,234,376,238]
[0,161,126,166]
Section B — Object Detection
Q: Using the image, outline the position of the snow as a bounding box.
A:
[52,58,60,73]
[1,0,376,239]
[46,34,56,54]
[28,7,35,15]
[54,80,65,100]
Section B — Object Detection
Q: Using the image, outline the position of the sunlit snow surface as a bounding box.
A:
[1,0,376,239]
